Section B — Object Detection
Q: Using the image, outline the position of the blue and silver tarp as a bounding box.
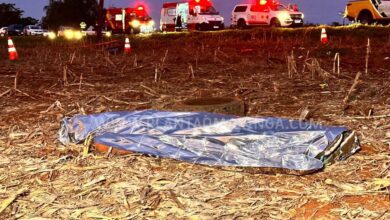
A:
[59,110,360,174]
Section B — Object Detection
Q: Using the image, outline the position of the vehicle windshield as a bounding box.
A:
[270,4,288,11]
[199,6,219,15]
[30,26,41,29]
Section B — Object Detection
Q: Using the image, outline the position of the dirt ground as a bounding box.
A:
[0,27,389,219]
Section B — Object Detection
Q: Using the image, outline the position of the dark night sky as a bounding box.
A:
[2,0,349,25]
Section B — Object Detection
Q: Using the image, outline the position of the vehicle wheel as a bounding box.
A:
[237,19,247,29]
[173,97,245,116]
[200,23,209,31]
[270,18,281,27]
[358,11,373,25]
[131,28,141,35]
[196,24,202,31]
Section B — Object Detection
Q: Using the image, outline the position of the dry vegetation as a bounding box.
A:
[0,26,389,219]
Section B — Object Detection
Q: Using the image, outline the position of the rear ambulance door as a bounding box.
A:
[177,2,189,28]
[164,7,177,25]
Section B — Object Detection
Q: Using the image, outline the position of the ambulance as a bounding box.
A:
[160,0,225,31]
[345,0,390,24]
[105,5,154,34]
[231,0,304,28]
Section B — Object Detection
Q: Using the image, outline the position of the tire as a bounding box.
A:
[237,19,247,29]
[200,23,209,31]
[131,28,141,35]
[195,24,201,31]
[270,18,281,27]
[173,97,245,116]
[358,11,373,25]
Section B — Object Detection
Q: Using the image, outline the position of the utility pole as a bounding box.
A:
[97,0,104,39]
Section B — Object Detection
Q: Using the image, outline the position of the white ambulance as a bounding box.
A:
[160,0,224,31]
[232,1,304,28]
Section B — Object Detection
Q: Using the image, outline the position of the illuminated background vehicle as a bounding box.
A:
[232,0,304,28]
[345,0,390,24]
[24,25,44,36]
[57,26,83,40]
[83,26,112,37]
[7,24,24,36]
[0,27,7,37]
[105,5,154,34]
[160,0,224,32]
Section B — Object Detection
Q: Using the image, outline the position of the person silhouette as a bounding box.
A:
[176,13,183,31]
[292,4,299,12]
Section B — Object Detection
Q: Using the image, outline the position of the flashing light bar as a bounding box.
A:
[257,0,279,5]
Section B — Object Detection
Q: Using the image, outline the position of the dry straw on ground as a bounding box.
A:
[0,27,389,219]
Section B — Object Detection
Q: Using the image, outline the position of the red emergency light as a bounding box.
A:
[255,0,278,6]
[190,0,212,7]
[133,1,151,14]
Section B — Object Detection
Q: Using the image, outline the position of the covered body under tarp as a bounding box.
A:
[59,110,360,174]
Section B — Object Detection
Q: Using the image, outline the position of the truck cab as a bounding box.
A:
[232,1,304,28]
[160,0,224,32]
[345,0,390,24]
[105,5,154,34]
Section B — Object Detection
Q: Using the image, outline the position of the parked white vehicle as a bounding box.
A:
[82,26,112,37]
[83,26,97,36]
[42,29,50,37]
[160,0,224,32]
[232,2,304,28]
[0,27,7,37]
[24,25,44,36]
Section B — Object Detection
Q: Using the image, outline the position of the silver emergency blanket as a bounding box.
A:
[59,110,360,174]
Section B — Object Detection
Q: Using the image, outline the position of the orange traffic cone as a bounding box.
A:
[124,37,131,54]
[321,28,328,44]
[8,37,18,61]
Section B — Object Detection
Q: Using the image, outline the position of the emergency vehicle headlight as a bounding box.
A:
[74,31,83,40]
[64,30,74,40]
[105,32,112,37]
[131,20,141,28]
[278,12,291,21]
[148,20,155,27]
[48,32,56,40]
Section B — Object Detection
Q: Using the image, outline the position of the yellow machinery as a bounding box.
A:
[345,0,390,24]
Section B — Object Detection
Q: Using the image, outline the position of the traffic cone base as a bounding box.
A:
[8,37,18,61]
